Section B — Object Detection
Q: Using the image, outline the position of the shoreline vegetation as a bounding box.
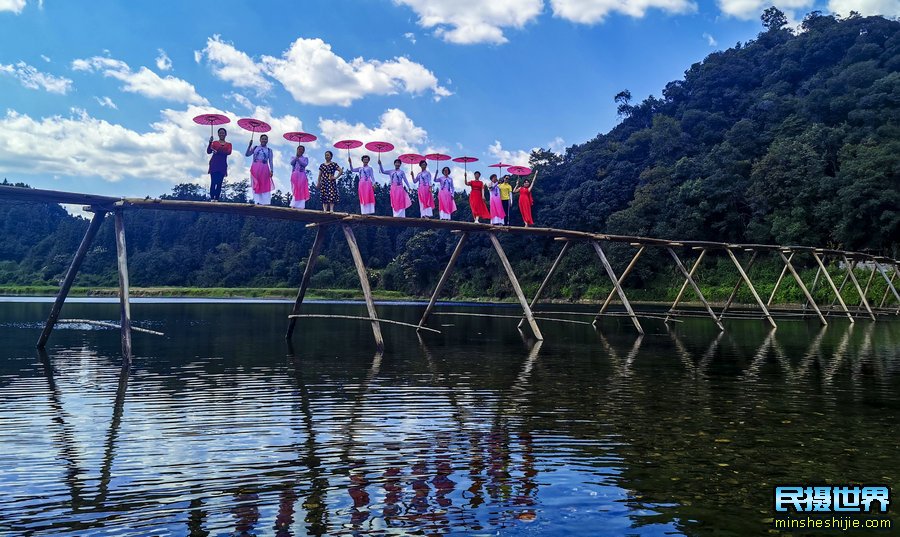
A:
[0,284,884,310]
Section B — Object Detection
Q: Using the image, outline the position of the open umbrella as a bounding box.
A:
[399,153,425,176]
[284,132,317,144]
[488,162,511,179]
[425,153,451,178]
[334,139,363,162]
[452,156,478,175]
[507,165,532,177]
[365,141,395,156]
[237,118,272,144]
[193,113,230,138]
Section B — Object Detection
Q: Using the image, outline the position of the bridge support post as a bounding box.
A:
[725,248,776,329]
[114,211,133,360]
[594,241,643,335]
[859,266,877,312]
[418,232,468,331]
[286,225,329,340]
[37,210,107,349]
[718,250,758,321]
[342,224,384,351]
[778,251,826,326]
[842,255,876,321]
[667,248,723,331]
[489,233,543,340]
[519,240,570,330]
[596,245,645,323]
[666,248,707,323]
[829,259,855,311]
[812,252,854,323]
[803,255,824,315]
[767,252,794,306]
[873,261,900,314]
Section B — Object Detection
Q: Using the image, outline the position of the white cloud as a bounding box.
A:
[318,108,428,155]
[404,32,417,44]
[393,0,543,44]
[199,35,451,106]
[0,61,73,94]
[548,136,566,153]
[550,0,695,23]
[71,56,207,105]
[488,140,532,166]
[94,96,118,109]
[0,105,308,191]
[716,0,812,19]
[703,32,718,46]
[0,0,26,13]
[155,49,173,71]
[198,35,272,94]
[828,0,900,16]
[226,92,253,111]
[40,54,51,63]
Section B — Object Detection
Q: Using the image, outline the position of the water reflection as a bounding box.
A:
[0,302,898,536]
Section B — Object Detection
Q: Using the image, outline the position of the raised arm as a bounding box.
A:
[207,138,214,155]
[379,161,389,176]
[244,142,254,157]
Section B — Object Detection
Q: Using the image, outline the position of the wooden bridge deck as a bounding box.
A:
[2,185,898,357]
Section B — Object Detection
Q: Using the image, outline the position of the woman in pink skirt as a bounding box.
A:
[488,174,506,225]
[349,154,376,214]
[412,160,435,218]
[289,145,310,209]
[245,134,274,205]
[437,167,456,220]
[379,157,413,217]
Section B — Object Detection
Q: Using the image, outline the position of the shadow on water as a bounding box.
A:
[0,301,898,536]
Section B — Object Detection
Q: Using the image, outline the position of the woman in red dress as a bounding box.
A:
[463,171,491,223]
[514,178,534,227]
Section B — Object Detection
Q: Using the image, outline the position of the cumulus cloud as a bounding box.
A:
[94,96,118,109]
[318,108,429,155]
[716,0,813,19]
[0,0,26,13]
[0,61,73,94]
[393,0,543,44]
[828,0,900,16]
[404,32,417,44]
[198,35,451,106]
[0,104,307,190]
[72,56,208,105]
[155,49,172,71]
[489,137,566,165]
[550,0,695,23]
[198,35,271,94]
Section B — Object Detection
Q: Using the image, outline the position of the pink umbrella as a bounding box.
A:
[238,118,272,144]
[365,141,395,155]
[192,113,230,137]
[489,162,511,179]
[399,153,425,174]
[452,156,478,174]
[334,139,363,161]
[425,153,451,176]
[284,131,317,144]
[507,165,532,176]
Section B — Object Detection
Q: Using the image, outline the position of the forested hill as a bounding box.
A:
[535,9,899,253]
[1,10,898,300]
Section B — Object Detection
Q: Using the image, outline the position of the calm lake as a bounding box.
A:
[1,299,898,536]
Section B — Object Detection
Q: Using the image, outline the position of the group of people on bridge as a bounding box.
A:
[205,129,537,226]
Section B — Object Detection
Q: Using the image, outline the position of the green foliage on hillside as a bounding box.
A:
[1,11,898,301]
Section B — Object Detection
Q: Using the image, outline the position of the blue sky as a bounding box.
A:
[0,0,889,199]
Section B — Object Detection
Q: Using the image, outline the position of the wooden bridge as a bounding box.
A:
[2,185,898,358]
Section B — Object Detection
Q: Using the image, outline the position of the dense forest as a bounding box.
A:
[1,10,898,302]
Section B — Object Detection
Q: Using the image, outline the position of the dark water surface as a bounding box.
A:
[1,299,898,536]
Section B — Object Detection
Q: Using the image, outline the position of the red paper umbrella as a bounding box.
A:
[365,141,395,154]
[489,162,511,178]
[237,118,271,133]
[452,155,478,174]
[284,131,317,143]
[192,113,230,137]
[425,153,451,175]
[399,152,424,173]
[238,118,271,144]
[507,165,533,176]
[334,139,363,161]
